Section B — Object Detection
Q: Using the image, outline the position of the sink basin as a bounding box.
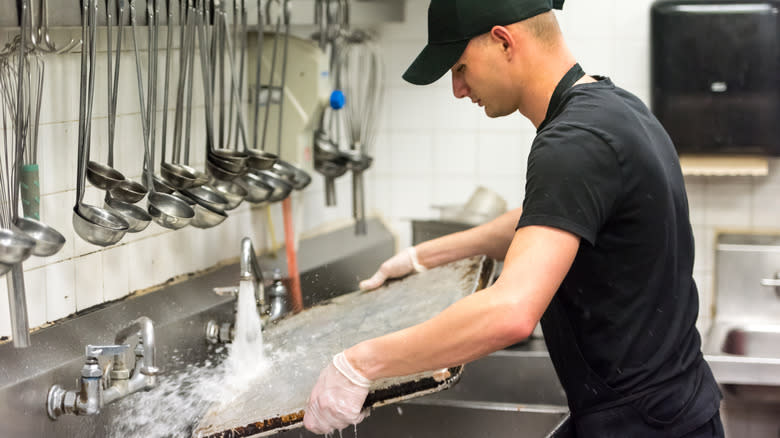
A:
[704,323,780,403]
[721,325,780,359]
[272,402,568,438]
[273,346,569,438]
[423,349,567,406]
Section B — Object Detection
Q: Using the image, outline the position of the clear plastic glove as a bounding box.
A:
[359,247,427,291]
[303,352,372,435]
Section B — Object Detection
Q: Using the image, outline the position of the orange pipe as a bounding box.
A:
[282,197,303,313]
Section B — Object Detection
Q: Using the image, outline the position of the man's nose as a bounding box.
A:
[452,72,469,99]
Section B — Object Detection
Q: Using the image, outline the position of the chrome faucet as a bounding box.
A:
[47,317,160,420]
[206,237,290,344]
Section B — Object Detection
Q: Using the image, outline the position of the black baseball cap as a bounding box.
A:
[403,0,566,85]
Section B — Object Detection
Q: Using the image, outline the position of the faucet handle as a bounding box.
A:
[86,344,130,359]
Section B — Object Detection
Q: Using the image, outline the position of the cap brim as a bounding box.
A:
[402,40,470,86]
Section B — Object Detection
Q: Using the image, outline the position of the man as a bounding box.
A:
[303,1,724,436]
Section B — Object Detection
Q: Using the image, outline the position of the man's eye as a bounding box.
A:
[457,65,466,73]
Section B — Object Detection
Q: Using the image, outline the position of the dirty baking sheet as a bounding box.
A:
[194,256,495,438]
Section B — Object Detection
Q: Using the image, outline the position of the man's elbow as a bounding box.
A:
[493,304,536,346]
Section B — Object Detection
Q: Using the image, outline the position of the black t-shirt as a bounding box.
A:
[517,77,720,428]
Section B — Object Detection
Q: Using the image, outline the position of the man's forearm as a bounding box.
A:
[415,207,523,268]
[344,283,534,381]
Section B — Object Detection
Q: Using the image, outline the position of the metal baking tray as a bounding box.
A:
[194,255,496,437]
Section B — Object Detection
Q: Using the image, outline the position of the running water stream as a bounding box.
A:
[109,281,271,437]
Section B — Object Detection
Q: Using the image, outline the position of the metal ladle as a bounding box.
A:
[107,0,148,204]
[85,0,126,192]
[157,0,199,191]
[73,0,130,247]
[174,0,209,188]
[130,0,194,230]
[102,0,151,233]
[257,0,309,196]
[246,0,278,171]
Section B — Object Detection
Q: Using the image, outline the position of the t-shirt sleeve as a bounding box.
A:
[517,125,622,245]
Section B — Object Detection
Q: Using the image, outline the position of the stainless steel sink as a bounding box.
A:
[273,344,570,438]
[423,349,567,406]
[721,325,780,359]
[704,323,780,403]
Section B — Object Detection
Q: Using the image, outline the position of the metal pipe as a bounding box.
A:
[7,264,30,347]
[114,316,159,376]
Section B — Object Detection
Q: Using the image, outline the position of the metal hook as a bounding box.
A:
[33,0,81,54]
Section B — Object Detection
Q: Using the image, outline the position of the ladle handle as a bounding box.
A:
[106,0,113,166]
[109,0,125,168]
[260,15,281,154]
[129,0,154,190]
[195,2,216,154]
[275,0,292,157]
[182,5,197,165]
[76,0,91,205]
[159,0,174,164]
[219,7,249,152]
[251,0,264,151]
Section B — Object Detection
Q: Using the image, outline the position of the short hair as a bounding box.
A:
[520,11,562,46]
[476,11,562,48]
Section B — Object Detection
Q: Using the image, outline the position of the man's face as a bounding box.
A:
[450,35,516,118]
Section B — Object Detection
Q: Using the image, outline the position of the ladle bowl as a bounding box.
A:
[184,197,228,229]
[109,179,148,203]
[180,185,229,210]
[13,217,66,257]
[72,204,130,247]
[0,262,11,276]
[160,162,198,189]
[179,164,210,187]
[0,228,37,265]
[147,192,195,230]
[210,179,247,210]
[104,196,152,233]
[144,175,177,194]
[272,160,312,190]
[255,170,294,203]
[315,159,350,179]
[235,171,274,204]
[210,148,248,163]
[86,161,126,191]
[246,149,278,171]
[207,151,247,174]
[206,160,242,182]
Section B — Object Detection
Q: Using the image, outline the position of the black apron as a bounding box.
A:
[540,64,722,438]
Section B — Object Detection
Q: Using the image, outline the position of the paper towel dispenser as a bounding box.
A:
[651,0,780,156]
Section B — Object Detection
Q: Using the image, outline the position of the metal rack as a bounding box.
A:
[0,0,401,28]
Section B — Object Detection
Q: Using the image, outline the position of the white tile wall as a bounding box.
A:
[0,27,354,341]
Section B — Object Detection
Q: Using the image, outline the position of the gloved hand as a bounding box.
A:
[359,247,427,290]
[303,352,372,435]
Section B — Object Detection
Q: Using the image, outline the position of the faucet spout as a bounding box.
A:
[240,237,264,284]
[114,316,159,376]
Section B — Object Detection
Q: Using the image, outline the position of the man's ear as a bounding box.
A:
[490,25,515,60]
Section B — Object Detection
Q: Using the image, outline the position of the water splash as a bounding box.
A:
[109,281,271,437]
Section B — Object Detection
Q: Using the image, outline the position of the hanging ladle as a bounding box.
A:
[157,0,199,191]
[130,0,193,230]
[101,0,151,233]
[245,0,278,171]
[73,0,130,247]
[85,1,126,192]
[107,0,149,204]
[256,0,309,194]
